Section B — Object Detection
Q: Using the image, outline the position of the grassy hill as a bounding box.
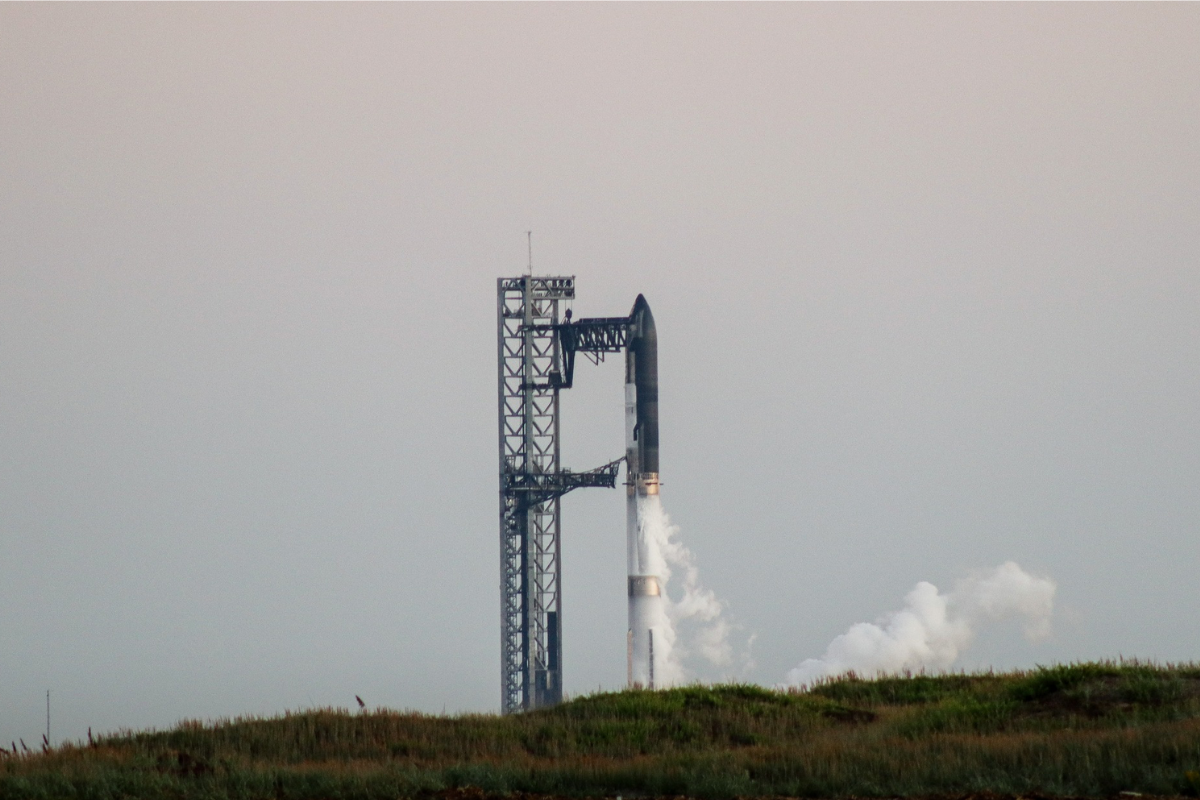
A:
[4,661,1200,799]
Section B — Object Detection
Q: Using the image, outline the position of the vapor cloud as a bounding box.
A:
[636,496,749,686]
[784,561,1055,687]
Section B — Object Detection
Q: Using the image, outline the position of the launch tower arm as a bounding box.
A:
[549,316,631,389]
[502,456,625,509]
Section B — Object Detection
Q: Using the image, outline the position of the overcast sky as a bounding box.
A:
[3,3,1199,746]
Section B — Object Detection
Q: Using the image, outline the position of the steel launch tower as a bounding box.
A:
[496,275,630,713]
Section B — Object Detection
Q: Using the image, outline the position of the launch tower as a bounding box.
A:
[496,275,629,713]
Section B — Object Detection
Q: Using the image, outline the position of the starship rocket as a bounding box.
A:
[625,294,662,688]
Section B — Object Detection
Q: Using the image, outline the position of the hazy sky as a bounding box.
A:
[3,3,1198,746]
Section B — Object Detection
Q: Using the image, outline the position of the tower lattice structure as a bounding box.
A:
[496,275,627,714]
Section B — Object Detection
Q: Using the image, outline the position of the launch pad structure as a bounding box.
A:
[496,276,632,714]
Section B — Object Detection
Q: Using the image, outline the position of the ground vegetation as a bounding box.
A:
[3,661,1200,799]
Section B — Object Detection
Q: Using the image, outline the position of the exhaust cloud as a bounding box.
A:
[785,561,1056,687]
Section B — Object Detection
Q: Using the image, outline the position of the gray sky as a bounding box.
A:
[2,3,1198,745]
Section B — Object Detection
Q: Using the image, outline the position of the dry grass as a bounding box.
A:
[3,661,1200,799]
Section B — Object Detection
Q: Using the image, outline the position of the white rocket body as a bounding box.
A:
[626,381,662,688]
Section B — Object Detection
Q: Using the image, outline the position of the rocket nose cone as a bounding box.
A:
[631,294,655,333]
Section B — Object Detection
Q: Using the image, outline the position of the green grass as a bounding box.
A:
[4,661,1200,799]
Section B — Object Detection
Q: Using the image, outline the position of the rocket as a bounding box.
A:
[625,294,662,689]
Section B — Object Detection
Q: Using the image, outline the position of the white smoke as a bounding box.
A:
[784,561,1055,687]
[636,495,747,686]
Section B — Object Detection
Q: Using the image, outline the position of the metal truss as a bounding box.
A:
[549,317,632,389]
[503,457,624,508]
[496,276,626,714]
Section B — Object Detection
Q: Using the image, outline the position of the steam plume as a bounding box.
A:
[636,495,746,685]
[785,561,1055,686]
